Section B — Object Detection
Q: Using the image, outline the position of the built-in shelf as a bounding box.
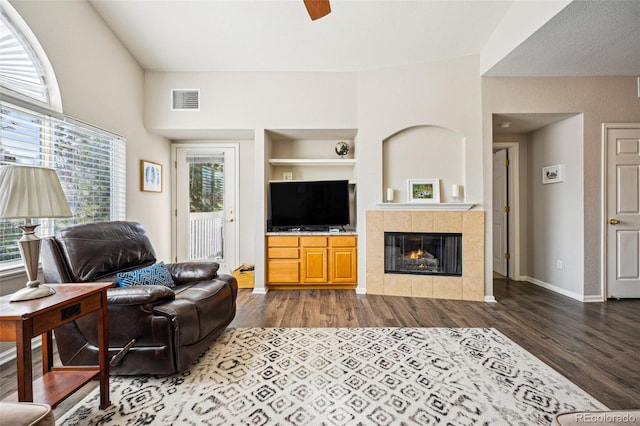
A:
[376,202,475,211]
[269,159,356,167]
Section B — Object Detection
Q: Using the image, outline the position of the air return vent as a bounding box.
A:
[171,89,200,111]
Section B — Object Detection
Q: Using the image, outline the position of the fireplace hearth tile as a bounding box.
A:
[366,210,384,232]
[463,278,485,301]
[384,211,411,232]
[367,274,384,294]
[384,274,412,296]
[433,211,462,232]
[411,275,433,298]
[366,231,384,260]
[463,261,484,279]
[411,211,434,232]
[433,276,462,300]
[463,211,484,235]
[463,234,485,262]
[366,210,485,301]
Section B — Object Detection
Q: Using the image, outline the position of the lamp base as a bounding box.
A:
[10,285,56,302]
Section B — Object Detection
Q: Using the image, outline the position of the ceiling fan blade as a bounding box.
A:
[303,0,331,21]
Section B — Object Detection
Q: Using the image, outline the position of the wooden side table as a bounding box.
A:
[0,283,112,409]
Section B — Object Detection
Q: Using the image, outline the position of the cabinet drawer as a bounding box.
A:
[32,293,103,335]
[267,260,300,283]
[267,236,299,247]
[329,236,357,247]
[301,236,328,247]
[267,247,299,259]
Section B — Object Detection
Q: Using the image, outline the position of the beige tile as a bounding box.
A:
[366,210,384,232]
[384,274,412,297]
[384,211,412,232]
[411,275,433,298]
[366,273,384,295]
[432,276,462,300]
[463,233,485,262]
[411,211,434,232]
[433,211,462,233]
[462,278,485,301]
[366,253,384,275]
[366,231,384,260]
[463,260,484,280]
[462,211,485,237]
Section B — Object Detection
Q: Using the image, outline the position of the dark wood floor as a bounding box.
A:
[2,278,639,420]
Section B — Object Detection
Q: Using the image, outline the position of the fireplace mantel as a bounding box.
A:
[376,203,475,211]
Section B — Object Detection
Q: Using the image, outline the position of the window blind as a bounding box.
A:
[0,101,126,265]
[0,10,49,104]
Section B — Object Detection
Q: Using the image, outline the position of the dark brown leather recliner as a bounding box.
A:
[40,221,238,375]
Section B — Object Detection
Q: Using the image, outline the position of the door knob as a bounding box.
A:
[228,218,235,223]
[609,219,620,225]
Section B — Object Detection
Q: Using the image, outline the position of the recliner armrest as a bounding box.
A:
[106,286,175,306]
[166,262,219,285]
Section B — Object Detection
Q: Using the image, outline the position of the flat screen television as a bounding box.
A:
[270,180,350,229]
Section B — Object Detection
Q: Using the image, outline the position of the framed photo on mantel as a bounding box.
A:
[407,179,440,203]
[140,160,162,192]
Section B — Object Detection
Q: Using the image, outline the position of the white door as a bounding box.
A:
[174,145,238,272]
[493,149,508,276]
[606,124,640,298]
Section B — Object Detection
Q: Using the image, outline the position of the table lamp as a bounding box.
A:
[0,165,72,302]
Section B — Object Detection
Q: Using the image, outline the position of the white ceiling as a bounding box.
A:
[89,0,640,76]
[88,0,512,72]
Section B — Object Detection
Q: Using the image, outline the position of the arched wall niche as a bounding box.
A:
[382,124,465,203]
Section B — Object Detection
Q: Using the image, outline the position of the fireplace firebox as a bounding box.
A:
[384,232,462,276]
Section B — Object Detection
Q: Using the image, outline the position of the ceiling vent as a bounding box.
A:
[171,89,200,111]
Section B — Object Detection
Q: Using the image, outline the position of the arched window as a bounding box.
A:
[0,2,126,267]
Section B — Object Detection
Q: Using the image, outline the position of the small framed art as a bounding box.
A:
[542,164,564,184]
[407,179,440,203]
[141,160,162,192]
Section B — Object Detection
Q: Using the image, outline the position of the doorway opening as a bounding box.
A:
[172,143,239,272]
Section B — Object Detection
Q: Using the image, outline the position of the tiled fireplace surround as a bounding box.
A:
[366,210,485,301]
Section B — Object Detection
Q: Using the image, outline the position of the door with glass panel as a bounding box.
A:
[174,145,238,271]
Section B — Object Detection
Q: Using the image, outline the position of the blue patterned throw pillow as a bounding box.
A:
[116,262,176,288]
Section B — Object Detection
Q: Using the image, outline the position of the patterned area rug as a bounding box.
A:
[57,328,605,425]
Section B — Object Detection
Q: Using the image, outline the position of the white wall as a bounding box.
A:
[10,0,172,263]
[483,76,640,298]
[143,56,487,295]
[527,115,584,297]
[145,71,358,131]
[357,55,486,295]
[145,71,358,291]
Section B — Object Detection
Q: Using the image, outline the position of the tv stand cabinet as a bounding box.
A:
[266,234,357,290]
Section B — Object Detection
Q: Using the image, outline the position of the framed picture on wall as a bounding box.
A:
[407,179,440,203]
[542,164,564,184]
[140,160,163,192]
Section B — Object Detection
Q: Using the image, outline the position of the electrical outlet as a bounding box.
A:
[556,260,563,270]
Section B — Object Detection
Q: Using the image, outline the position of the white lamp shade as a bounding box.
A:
[0,165,72,219]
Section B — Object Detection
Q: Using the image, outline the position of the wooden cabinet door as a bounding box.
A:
[302,248,328,283]
[329,247,357,283]
[267,259,300,283]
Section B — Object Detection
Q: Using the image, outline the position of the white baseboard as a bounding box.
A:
[252,287,267,295]
[484,295,497,303]
[356,286,366,295]
[523,276,604,302]
[582,294,605,303]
